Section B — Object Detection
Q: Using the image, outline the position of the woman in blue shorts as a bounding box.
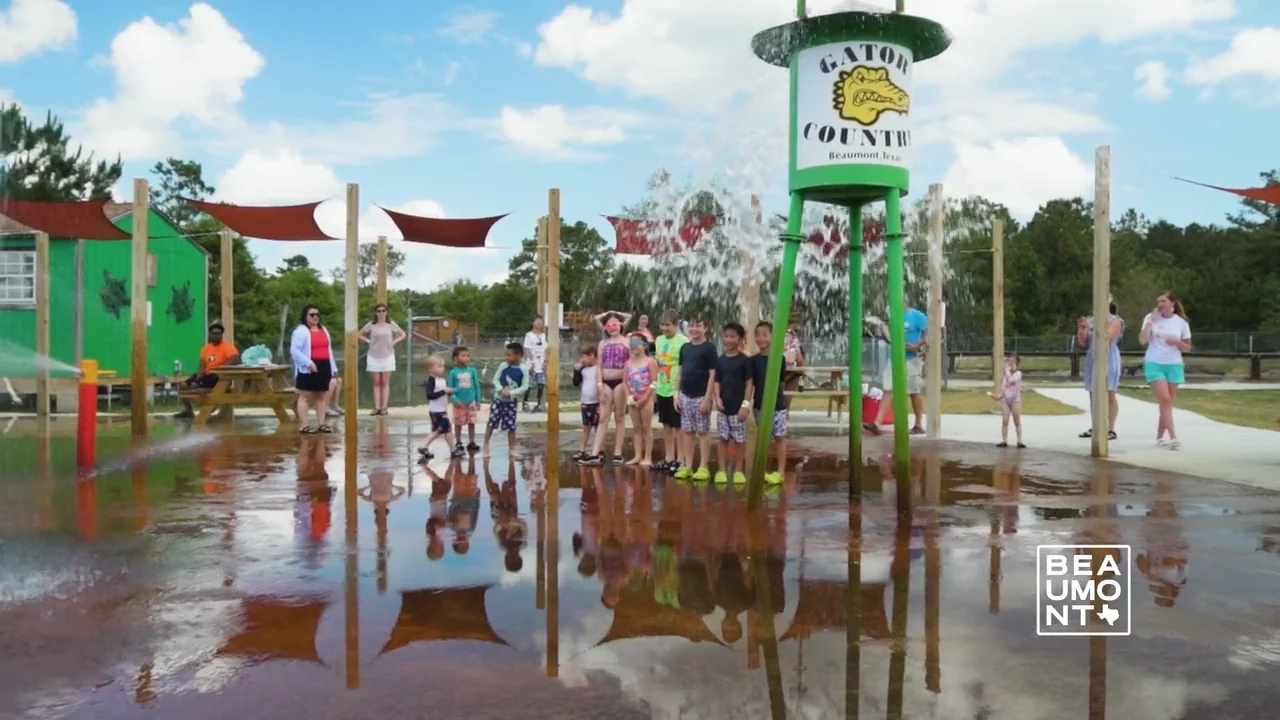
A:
[1077,301,1124,440]
[1139,291,1192,450]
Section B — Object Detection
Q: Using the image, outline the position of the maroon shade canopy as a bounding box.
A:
[1176,177,1280,206]
[605,215,718,255]
[378,206,507,248]
[379,585,506,655]
[217,596,329,664]
[779,579,892,641]
[0,199,129,240]
[184,198,334,241]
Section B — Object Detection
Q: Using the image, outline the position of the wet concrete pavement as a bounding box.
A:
[2,417,1279,719]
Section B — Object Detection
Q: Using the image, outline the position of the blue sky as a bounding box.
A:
[3,0,1279,289]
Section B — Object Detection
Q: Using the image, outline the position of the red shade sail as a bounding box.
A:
[1175,177,1280,206]
[380,585,506,655]
[184,198,334,241]
[217,596,329,664]
[606,214,718,255]
[0,199,129,240]
[378,206,507,248]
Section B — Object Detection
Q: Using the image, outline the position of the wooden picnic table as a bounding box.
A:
[784,365,855,420]
[180,364,295,425]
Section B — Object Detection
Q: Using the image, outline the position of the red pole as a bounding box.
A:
[77,359,98,469]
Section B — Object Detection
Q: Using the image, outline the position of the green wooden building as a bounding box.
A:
[0,202,209,379]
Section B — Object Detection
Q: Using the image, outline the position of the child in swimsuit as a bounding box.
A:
[624,333,659,467]
[990,354,1025,449]
[588,314,632,464]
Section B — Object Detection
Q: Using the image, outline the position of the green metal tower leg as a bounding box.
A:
[749,192,806,511]
[884,188,912,512]
[847,203,865,499]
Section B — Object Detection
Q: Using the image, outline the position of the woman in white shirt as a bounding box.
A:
[1138,291,1192,450]
[523,316,548,412]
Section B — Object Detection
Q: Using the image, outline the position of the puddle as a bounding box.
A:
[1,418,1279,718]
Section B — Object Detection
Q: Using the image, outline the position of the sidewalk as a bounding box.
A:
[935,388,1280,493]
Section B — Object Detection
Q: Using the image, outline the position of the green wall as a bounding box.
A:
[0,209,208,378]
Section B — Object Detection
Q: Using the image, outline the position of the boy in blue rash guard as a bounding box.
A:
[484,342,530,458]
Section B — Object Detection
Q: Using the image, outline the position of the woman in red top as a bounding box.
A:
[290,305,338,432]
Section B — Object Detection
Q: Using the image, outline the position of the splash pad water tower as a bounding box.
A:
[748,3,951,511]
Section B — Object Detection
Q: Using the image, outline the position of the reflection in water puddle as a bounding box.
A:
[1,418,1279,718]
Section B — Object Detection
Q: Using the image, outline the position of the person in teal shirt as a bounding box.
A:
[867,302,929,435]
[448,346,482,456]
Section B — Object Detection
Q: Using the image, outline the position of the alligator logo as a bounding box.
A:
[832,66,909,126]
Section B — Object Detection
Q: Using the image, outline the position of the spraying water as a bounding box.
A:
[88,432,222,477]
[0,337,80,377]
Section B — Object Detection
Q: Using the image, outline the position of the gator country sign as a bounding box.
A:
[795,40,912,173]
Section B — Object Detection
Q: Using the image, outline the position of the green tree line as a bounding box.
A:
[4,102,1278,350]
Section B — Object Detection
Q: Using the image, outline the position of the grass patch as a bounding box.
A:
[1117,388,1280,432]
[787,387,1082,416]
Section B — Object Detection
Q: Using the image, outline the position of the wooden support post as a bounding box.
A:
[992,219,1005,396]
[375,235,388,306]
[219,229,235,345]
[344,184,360,431]
[130,179,149,436]
[925,184,944,439]
[546,453,560,678]
[35,232,50,416]
[1091,146,1111,458]
[547,191,562,432]
[74,240,84,363]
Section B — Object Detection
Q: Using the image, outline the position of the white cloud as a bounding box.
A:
[943,137,1093,218]
[527,0,1235,216]
[439,9,502,44]
[0,0,76,64]
[1185,26,1280,84]
[915,90,1109,147]
[215,148,342,206]
[77,2,264,160]
[1134,61,1172,100]
[531,0,1235,107]
[229,93,462,165]
[499,105,644,160]
[0,88,16,106]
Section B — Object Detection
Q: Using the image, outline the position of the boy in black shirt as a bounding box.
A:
[714,322,753,484]
[751,321,787,486]
[675,318,719,482]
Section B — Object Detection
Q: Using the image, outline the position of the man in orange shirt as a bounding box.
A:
[176,323,240,419]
